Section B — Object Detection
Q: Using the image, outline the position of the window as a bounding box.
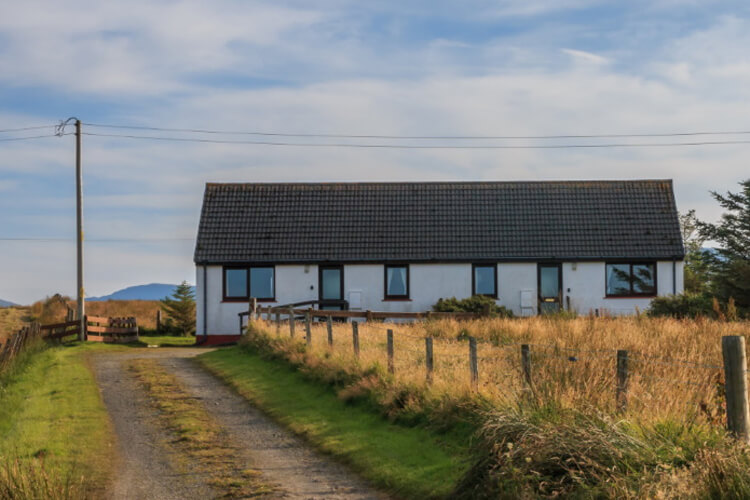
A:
[224,268,247,299]
[223,266,275,301]
[250,267,275,300]
[606,262,656,297]
[473,264,497,297]
[385,265,409,299]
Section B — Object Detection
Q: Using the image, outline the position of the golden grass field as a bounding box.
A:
[255,315,750,425]
[0,307,30,343]
[21,297,163,329]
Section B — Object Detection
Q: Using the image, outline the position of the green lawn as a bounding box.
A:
[134,334,197,347]
[197,347,471,499]
[0,342,114,498]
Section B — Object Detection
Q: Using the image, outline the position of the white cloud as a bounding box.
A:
[1,1,750,302]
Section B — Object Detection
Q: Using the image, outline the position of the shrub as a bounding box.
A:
[433,296,513,317]
[647,293,716,319]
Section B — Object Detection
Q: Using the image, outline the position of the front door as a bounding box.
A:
[538,263,562,314]
[319,265,344,310]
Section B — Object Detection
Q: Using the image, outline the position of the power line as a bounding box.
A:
[0,237,193,242]
[0,134,68,143]
[81,131,750,149]
[0,125,56,134]
[82,122,750,140]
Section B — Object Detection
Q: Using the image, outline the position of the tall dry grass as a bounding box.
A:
[245,316,750,497]
[258,315,746,425]
[25,296,162,329]
[0,307,30,343]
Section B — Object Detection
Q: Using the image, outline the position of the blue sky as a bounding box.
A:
[1,0,750,304]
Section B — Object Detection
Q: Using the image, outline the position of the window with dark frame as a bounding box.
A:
[223,266,275,301]
[605,262,656,297]
[384,265,409,299]
[473,264,497,297]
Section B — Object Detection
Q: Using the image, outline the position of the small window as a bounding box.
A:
[606,263,656,297]
[473,264,497,297]
[250,267,275,300]
[385,265,409,299]
[224,268,247,299]
[223,266,275,301]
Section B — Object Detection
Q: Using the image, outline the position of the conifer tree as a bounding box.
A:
[160,281,196,336]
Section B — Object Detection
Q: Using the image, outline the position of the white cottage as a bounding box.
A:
[194,180,685,344]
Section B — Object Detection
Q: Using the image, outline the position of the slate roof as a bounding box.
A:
[194,180,685,264]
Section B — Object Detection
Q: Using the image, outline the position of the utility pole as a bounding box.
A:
[56,118,85,341]
[75,119,85,341]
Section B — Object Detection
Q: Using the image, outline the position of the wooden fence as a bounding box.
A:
[85,316,139,343]
[0,315,140,371]
[240,303,478,334]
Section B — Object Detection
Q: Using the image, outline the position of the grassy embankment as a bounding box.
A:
[0,342,116,499]
[129,359,275,497]
[202,317,750,498]
[198,347,472,499]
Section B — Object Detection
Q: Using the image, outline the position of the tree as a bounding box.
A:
[679,210,711,294]
[698,179,750,315]
[160,281,196,336]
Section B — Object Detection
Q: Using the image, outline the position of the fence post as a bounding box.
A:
[469,337,478,389]
[305,311,312,346]
[521,344,532,388]
[616,350,629,413]
[288,308,295,337]
[352,322,360,358]
[425,337,434,384]
[250,298,257,321]
[275,311,280,334]
[722,336,750,442]
[156,309,162,333]
[327,316,333,348]
[387,329,394,374]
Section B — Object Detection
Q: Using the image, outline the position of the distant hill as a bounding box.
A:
[88,283,196,302]
[0,299,16,307]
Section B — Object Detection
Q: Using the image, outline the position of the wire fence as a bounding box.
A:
[243,311,750,437]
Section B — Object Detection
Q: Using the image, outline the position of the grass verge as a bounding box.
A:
[197,346,471,499]
[128,358,275,497]
[134,334,197,347]
[0,342,114,499]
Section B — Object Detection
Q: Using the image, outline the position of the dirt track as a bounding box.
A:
[91,348,387,500]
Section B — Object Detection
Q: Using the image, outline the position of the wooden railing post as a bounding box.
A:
[616,350,629,413]
[469,337,478,389]
[387,329,394,374]
[275,310,281,334]
[288,307,295,337]
[250,298,258,321]
[352,322,360,358]
[156,309,162,334]
[521,344,532,388]
[327,316,333,348]
[305,311,312,346]
[425,337,434,384]
[723,336,750,442]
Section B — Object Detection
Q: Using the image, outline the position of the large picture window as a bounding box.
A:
[223,266,275,301]
[473,264,497,297]
[385,265,409,299]
[606,262,656,297]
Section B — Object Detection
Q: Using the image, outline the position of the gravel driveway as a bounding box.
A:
[91,348,387,500]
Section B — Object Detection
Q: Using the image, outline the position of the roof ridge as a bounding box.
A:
[205,179,673,188]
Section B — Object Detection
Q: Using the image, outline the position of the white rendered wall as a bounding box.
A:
[497,263,538,316]
[198,260,684,334]
[562,261,684,316]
